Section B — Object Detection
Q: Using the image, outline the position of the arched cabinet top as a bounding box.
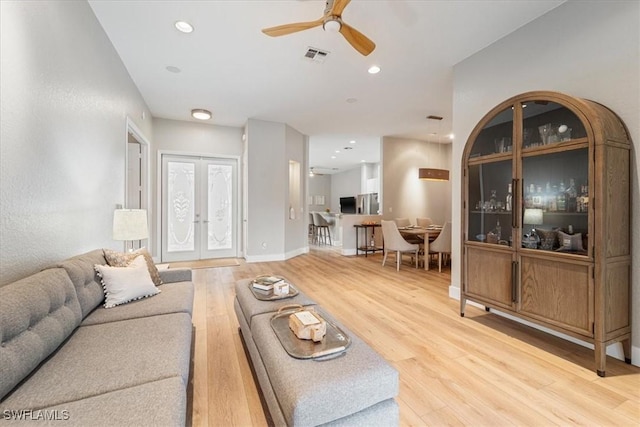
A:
[462,91,631,164]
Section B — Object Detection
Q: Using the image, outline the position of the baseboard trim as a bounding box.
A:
[245,247,308,263]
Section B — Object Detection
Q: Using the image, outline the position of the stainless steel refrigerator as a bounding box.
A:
[357,193,379,215]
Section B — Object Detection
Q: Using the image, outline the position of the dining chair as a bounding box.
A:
[429,221,452,272]
[394,218,411,228]
[394,218,422,244]
[416,217,433,228]
[313,212,332,245]
[381,220,420,271]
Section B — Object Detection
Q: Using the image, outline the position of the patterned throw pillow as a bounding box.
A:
[103,247,163,286]
[556,231,584,252]
[94,255,160,308]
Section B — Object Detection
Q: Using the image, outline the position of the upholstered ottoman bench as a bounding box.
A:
[234,279,399,426]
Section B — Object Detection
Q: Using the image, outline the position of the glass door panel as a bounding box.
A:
[470,107,513,158]
[468,159,513,246]
[522,101,587,148]
[521,148,589,254]
[202,158,238,259]
[166,160,196,254]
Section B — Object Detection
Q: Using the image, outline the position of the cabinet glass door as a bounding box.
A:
[467,105,514,246]
[521,148,589,255]
[468,161,514,245]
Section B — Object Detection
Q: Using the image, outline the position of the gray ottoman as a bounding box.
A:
[235,278,316,327]
[234,279,399,426]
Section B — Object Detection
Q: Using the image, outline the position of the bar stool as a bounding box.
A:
[313,212,332,245]
[308,213,317,244]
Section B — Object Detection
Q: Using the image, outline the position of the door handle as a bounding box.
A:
[511,261,518,303]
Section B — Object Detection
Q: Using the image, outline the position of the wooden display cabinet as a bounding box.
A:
[460,91,632,376]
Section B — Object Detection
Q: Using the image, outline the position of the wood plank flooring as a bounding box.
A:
[188,248,639,426]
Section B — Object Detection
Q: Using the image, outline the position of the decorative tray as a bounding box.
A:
[249,275,299,301]
[270,308,351,360]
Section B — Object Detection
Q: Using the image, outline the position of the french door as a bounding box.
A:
[161,155,238,262]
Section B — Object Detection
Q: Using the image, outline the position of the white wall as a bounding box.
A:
[330,168,361,212]
[382,137,452,224]
[245,119,307,261]
[0,1,152,285]
[308,174,331,212]
[451,1,639,362]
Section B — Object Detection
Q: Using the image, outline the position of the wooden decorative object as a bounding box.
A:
[288,308,326,342]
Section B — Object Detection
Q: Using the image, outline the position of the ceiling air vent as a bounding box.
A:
[304,47,329,63]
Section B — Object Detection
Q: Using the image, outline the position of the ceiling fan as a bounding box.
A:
[261,0,376,56]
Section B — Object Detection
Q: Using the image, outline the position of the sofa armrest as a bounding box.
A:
[159,268,192,284]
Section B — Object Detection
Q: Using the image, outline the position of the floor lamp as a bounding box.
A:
[113,209,148,252]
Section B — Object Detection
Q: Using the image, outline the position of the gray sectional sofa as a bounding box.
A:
[0,250,194,426]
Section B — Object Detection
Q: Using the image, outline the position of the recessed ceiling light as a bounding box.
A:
[350,140,356,144]
[191,109,211,120]
[175,21,194,33]
[368,65,381,74]
[361,160,366,163]
[335,150,340,153]
[331,156,336,159]
[166,66,181,73]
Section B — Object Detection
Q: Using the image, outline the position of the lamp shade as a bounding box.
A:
[113,209,148,240]
[523,208,544,225]
[418,168,450,181]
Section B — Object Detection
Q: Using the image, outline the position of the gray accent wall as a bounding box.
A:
[450,0,639,363]
[0,1,152,286]
[245,119,307,261]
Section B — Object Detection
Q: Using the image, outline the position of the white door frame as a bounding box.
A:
[157,150,241,262]
[124,117,151,251]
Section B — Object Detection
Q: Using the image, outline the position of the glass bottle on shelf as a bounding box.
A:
[489,190,497,211]
[505,183,512,212]
[557,181,567,211]
[549,185,558,212]
[495,220,501,240]
[566,178,577,212]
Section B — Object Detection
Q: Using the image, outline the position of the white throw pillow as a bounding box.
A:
[94,255,160,308]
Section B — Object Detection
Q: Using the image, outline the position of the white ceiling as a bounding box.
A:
[89,0,564,173]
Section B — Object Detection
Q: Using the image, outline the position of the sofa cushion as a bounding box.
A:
[32,377,187,427]
[81,280,194,326]
[56,250,107,318]
[0,312,192,410]
[0,268,82,400]
[103,248,163,287]
[234,278,316,328]
[94,255,160,308]
[159,268,192,284]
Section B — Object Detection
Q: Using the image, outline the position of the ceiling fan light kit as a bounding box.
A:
[261,0,376,56]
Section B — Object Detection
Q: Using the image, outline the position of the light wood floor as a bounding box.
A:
[189,248,639,426]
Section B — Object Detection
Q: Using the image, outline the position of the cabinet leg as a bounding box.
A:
[595,342,606,377]
[485,307,490,312]
[460,297,467,317]
[622,338,632,364]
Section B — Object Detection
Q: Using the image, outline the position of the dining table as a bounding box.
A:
[398,225,443,270]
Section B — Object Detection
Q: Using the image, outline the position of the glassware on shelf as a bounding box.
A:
[505,183,513,212]
[489,190,497,211]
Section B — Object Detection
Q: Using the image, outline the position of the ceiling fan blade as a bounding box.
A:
[329,0,351,16]
[339,22,376,56]
[262,19,324,37]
